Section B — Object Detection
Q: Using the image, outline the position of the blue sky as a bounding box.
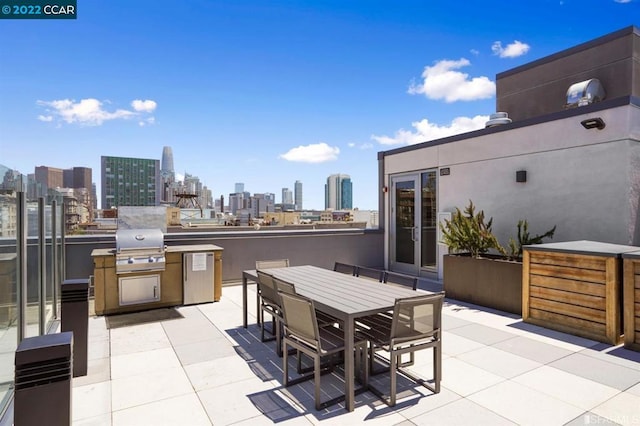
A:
[0,0,636,210]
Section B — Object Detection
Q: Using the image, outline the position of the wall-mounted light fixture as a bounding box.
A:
[516,170,527,183]
[580,117,605,130]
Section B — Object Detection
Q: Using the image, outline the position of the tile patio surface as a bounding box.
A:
[72,281,640,425]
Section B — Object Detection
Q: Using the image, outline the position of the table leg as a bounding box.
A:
[344,316,355,412]
[242,274,248,328]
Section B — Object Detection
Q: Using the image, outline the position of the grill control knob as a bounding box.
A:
[128,257,134,264]
[148,257,155,263]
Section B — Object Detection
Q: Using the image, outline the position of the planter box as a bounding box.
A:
[443,254,523,315]
[622,251,640,351]
[523,240,637,345]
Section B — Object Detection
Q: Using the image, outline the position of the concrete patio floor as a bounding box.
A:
[71,281,640,425]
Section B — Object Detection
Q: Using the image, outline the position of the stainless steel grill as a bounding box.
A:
[115,229,166,274]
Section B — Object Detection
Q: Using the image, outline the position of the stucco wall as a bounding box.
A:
[383,103,640,276]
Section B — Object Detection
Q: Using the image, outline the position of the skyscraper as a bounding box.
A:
[235,183,244,193]
[101,156,161,208]
[282,188,293,205]
[294,180,302,210]
[160,146,175,203]
[325,174,352,210]
[161,146,175,182]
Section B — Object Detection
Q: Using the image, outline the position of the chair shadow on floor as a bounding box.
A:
[225,323,437,420]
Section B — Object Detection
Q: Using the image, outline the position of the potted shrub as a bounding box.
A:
[441,200,555,315]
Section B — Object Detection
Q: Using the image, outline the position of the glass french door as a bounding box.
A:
[390,171,437,275]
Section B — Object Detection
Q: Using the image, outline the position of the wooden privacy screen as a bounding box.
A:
[623,252,640,351]
[522,242,632,346]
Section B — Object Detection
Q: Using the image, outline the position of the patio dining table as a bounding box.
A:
[242,265,420,411]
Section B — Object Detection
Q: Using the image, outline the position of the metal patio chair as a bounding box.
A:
[357,292,444,406]
[355,266,385,282]
[256,270,282,348]
[256,259,290,269]
[384,271,419,291]
[279,291,368,410]
[333,261,356,275]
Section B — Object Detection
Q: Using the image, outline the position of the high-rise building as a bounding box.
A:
[228,192,244,214]
[161,146,175,202]
[325,174,352,210]
[161,146,175,182]
[235,183,244,193]
[101,156,161,209]
[249,193,275,218]
[35,166,63,193]
[281,188,293,205]
[294,180,302,210]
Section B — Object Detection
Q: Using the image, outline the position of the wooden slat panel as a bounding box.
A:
[624,260,636,349]
[522,250,530,320]
[530,286,605,309]
[529,251,605,271]
[634,262,640,277]
[636,317,640,333]
[528,308,607,337]
[635,302,640,317]
[635,274,640,290]
[635,290,640,304]
[530,297,606,323]
[530,275,605,297]
[604,257,620,345]
[530,264,606,283]
[529,251,605,270]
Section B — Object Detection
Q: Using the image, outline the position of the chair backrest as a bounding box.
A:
[279,291,320,349]
[256,270,279,306]
[356,266,384,282]
[333,262,356,276]
[256,259,290,269]
[384,271,418,290]
[273,277,296,296]
[391,292,444,344]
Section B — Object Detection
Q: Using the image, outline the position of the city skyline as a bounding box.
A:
[1,1,636,209]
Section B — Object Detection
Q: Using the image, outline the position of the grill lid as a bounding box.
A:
[116,228,164,254]
[115,229,166,274]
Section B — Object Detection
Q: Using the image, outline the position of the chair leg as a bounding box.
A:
[314,353,322,410]
[434,343,441,393]
[283,339,290,386]
[389,348,397,407]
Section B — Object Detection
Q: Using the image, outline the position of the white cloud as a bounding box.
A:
[347,142,373,150]
[408,59,495,102]
[372,115,490,146]
[131,99,157,112]
[138,117,156,127]
[491,40,530,58]
[614,0,631,3]
[36,98,157,126]
[279,142,340,163]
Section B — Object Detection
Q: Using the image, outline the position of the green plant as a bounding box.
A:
[507,220,556,260]
[441,200,505,258]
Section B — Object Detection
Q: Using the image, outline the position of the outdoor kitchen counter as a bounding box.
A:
[91,244,223,316]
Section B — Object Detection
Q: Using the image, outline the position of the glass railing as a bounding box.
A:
[0,193,18,414]
[0,192,65,416]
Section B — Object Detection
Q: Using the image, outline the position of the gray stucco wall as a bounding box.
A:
[63,229,384,283]
[383,103,640,276]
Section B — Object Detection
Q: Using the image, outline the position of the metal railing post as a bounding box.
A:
[38,197,46,336]
[52,199,58,319]
[16,192,27,342]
